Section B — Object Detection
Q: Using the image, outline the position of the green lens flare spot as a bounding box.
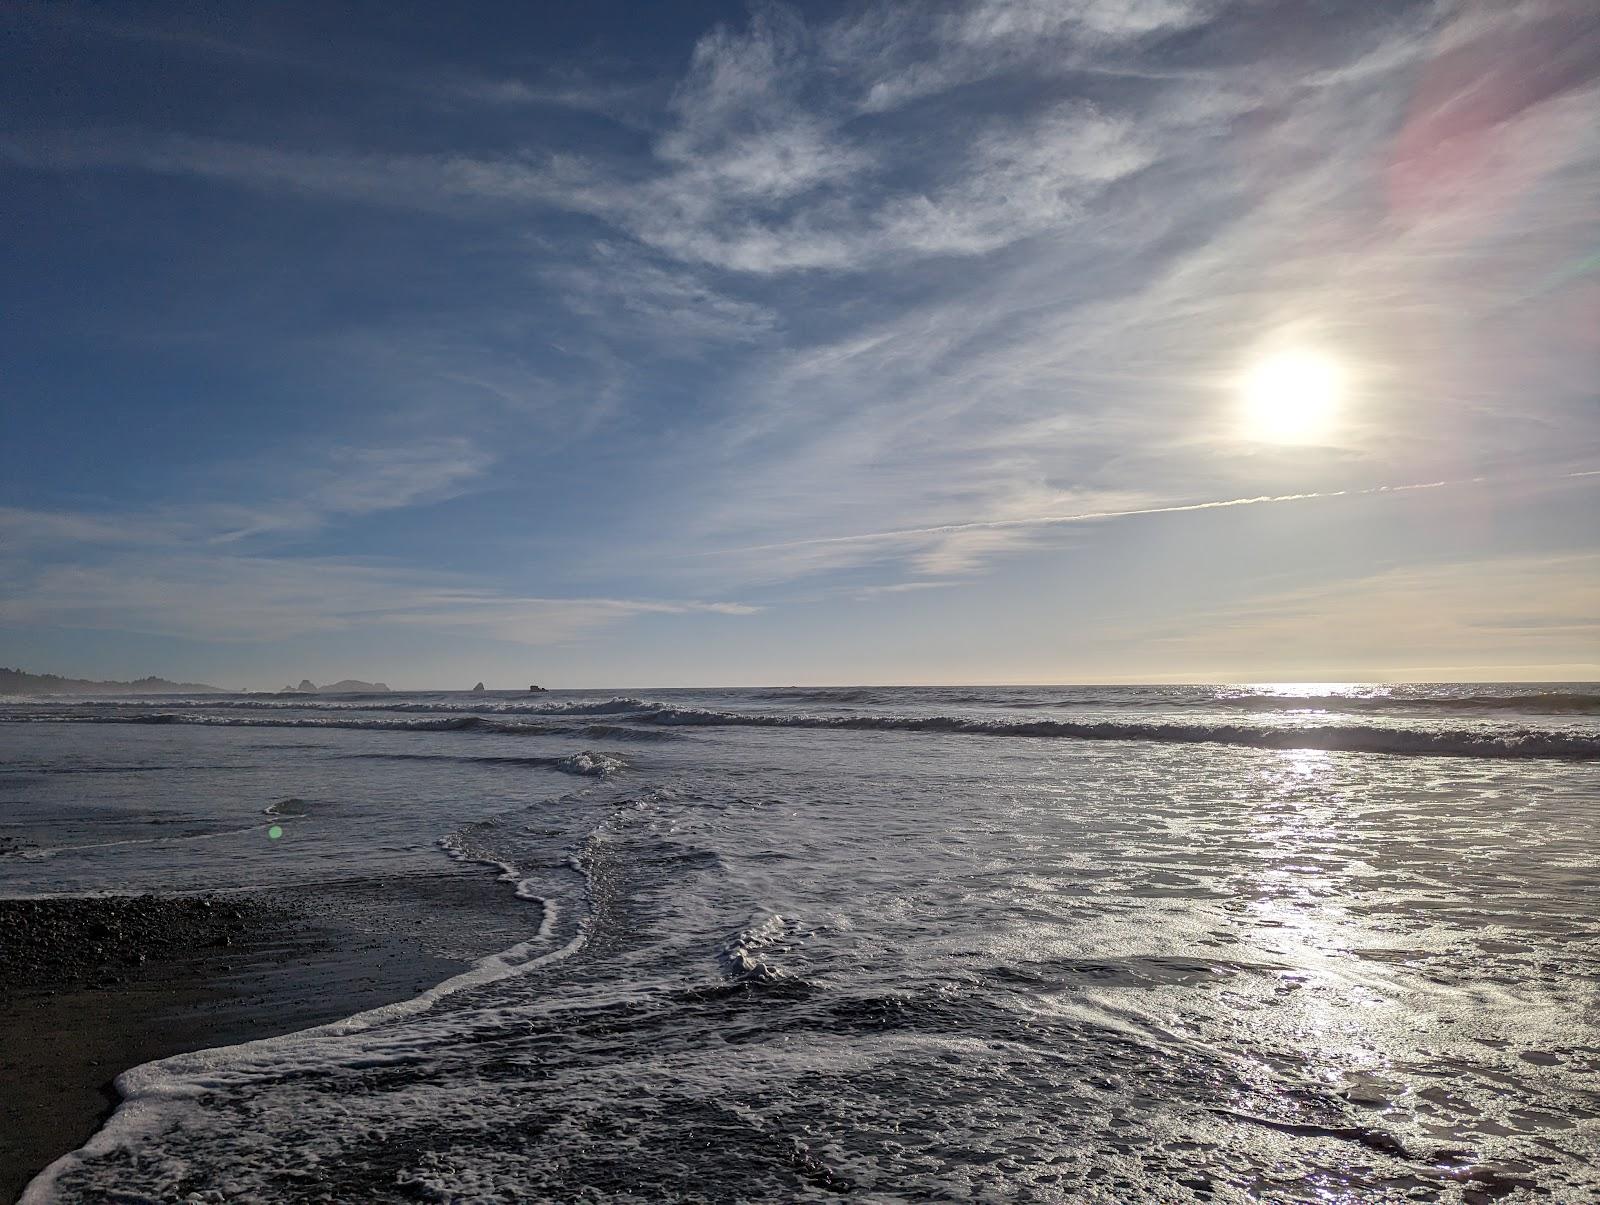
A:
[267,825,284,840]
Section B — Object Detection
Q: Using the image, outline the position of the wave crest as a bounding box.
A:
[626,706,1599,760]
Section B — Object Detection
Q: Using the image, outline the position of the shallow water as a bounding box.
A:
[3,685,1598,1202]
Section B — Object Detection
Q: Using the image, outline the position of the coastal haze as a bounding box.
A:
[3,0,1600,1202]
[3,685,1599,1199]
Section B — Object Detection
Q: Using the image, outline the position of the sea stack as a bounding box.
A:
[471,682,486,693]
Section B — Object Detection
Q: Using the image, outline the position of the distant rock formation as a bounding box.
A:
[529,685,546,692]
[0,667,224,696]
[471,682,487,693]
[279,679,391,694]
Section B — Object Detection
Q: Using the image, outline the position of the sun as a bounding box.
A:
[1238,346,1345,444]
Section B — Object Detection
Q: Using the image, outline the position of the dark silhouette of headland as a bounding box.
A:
[0,667,223,695]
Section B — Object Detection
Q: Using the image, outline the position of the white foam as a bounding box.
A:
[554,750,627,778]
[722,912,791,978]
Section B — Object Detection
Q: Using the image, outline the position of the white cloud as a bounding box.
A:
[954,0,1212,43]
[208,439,493,541]
[0,6,1156,278]
[832,0,1216,113]
[615,0,1600,589]
[1,427,756,645]
[0,438,494,550]
[544,244,777,348]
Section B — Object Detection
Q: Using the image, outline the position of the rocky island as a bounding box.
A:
[276,679,391,693]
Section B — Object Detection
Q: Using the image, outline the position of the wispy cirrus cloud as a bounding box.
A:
[208,439,495,542]
[542,243,778,350]
[621,1,1600,590]
[0,554,756,644]
[0,433,757,646]
[830,0,1220,113]
[0,3,1163,276]
[1,438,492,549]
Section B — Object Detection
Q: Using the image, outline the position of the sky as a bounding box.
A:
[1,0,1597,689]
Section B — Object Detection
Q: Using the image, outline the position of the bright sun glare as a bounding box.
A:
[1239,347,1344,444]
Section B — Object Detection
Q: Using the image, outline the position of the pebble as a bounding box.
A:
[0,894,296,990]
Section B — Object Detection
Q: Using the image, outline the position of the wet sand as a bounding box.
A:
[0,871,536,1204]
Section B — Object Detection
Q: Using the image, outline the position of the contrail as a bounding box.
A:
[724,470,1600,555]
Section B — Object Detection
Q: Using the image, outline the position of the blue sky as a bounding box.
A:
[2,0,1597,688]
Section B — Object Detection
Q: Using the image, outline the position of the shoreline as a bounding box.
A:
[0,872,540,1204]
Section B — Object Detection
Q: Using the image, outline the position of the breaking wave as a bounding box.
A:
[645,686,1600,716]
[9,705,1592,759]
[0,711,674,741]
[339,750,628,777]
[1201,691,1600,715]
[554,751,629,778]
[620,706,1600,760]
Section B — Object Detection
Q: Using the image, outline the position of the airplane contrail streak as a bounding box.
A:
[729,479,1466,554]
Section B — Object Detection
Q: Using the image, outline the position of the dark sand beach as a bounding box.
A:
[0,872,535,1203]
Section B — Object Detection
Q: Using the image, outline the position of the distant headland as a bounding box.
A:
[0,667,225,695]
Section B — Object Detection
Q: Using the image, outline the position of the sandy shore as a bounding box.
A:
[0,871,538,1204]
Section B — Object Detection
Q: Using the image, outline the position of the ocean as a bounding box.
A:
[3,684,1598,1202]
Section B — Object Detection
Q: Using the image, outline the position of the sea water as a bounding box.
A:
[2,685,1597,1202]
